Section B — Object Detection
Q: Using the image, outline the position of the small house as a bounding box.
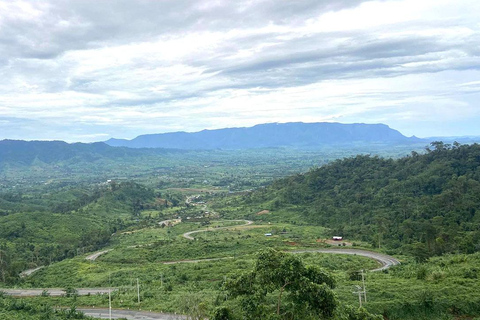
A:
[332,236,343,241]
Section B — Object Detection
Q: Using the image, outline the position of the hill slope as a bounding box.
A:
[0,181,156,283]
[0,140,159,165]
[234,142,480,260]
[105,122,422,149]
[0,140,189,186]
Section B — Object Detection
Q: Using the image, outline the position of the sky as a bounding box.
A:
[0,0,479,142]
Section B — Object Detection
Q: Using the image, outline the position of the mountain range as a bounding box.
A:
[105,122,422,149]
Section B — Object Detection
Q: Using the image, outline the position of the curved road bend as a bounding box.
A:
[291,248,400,272]
[182,220,253,240]
[78,308,186,320]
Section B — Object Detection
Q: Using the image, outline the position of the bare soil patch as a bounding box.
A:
[317,239,353,246]
[256,210,270,215]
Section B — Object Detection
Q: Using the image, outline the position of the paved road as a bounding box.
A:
[182,220,253,240]
[78,308,186,320]
[291,248,400,271]
[1,288,115,297]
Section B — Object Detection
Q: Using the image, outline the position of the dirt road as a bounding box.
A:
[20,266,44,277]
[86,249,112,261]
[161,256,234,265]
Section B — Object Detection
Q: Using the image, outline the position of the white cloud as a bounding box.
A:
[0,0,479,141]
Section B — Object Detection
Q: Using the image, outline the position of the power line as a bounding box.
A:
[361,269,367,303]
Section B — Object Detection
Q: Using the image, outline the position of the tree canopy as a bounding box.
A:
[242,142,480,259]
[223,248,337,319]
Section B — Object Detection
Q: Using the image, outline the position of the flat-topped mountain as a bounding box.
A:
[106,122,422,149]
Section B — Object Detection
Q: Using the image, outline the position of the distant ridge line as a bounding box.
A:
[105,122,423,150]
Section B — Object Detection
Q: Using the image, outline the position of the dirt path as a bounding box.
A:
[182,220,254,240]
[161,256,234,265]
[20,266,44,277]
[86,249,112,261]
[291,248,400,271]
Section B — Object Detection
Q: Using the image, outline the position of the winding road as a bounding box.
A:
[3,249,399,319]
[7,217,400,319]
[291,248,400,271]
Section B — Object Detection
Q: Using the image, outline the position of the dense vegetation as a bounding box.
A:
[0,140,427,194]
[235,142,480,261]
[0,294,93,320]
[219,248,380,320]
[0,181,157,283]
[2,141,480,319]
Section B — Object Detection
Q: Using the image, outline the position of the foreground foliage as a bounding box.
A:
[218,249,380,320]
[0,181,155,283]
[0,293,92,320]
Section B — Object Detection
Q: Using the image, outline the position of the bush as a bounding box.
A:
[416,265,428,280]
[211,306,235,320]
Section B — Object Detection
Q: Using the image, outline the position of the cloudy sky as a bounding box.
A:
[1,0,479,142]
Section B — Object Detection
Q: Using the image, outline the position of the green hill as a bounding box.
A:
[0,181,156,283]
[238,142,480,260]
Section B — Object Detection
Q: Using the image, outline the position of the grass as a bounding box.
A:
[9,219,480,319]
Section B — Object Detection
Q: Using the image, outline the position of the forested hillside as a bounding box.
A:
[242,142,480,260]
[0,182,157,283]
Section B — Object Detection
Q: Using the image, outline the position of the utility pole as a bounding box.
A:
[352,270,368,307]
[361,269,367,303]
[108,289,112,320]
[353,285,363,307]
[224,275,228,301]
[137,278,141,303]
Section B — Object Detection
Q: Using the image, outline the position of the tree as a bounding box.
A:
[224,249,338,319]
[211,307,235,320]
[340,306,383,320]
[178,293,208,320]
